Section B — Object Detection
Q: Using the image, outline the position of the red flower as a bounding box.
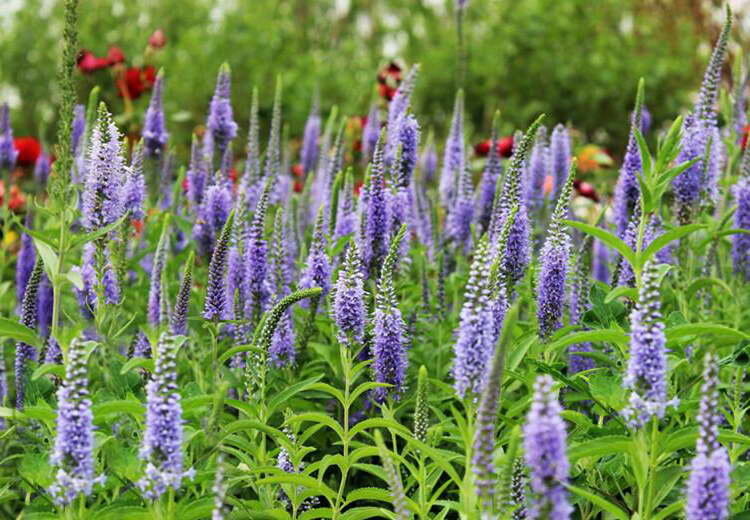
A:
[148,29,167,49]
[378,83,398,101]
[573,179,600,202]
[474,135,514,158]
[0,181,26,211]
[293,181,304,193]
[106,46,126,65]
[292,163,304,178]
[117,66,156,99]
[377,61,403,101]
[228,167,238,183]
[354,180,364,196]
[13,137,42,167]
[132,219,144,234]
[182,177,190,192]
[741,124,750,149]
[498,136,514,158]
[77,50,110,73]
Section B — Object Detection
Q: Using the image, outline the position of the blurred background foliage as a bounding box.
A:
[0,0,743,158]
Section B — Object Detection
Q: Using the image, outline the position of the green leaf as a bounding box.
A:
[665,323,749,343]
[119,356,154,375]
[686,277,733,301]
[349,418,410,439]
[604,286,637,303]
[547,328,628,354]
[563,220,636,267]
[568,436,632,463]
[639,223,704,267]
[255,474,337,501]
[31,363,65,381]
[652,500,684,520]
[340,507,394,520]
[286,412,345,439]
[32,237,60,281]
[345,486,392,504]
[566,484,629,520]
[93,400,145,419]
[0,318,43,348]
[70,212,130,248]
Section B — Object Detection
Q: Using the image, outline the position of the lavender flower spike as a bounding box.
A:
[207,63,238,156]
[549,124,571,198]
[524,125,549,211]
[241,88,262,209]
[170,253,194,336]
[332,239,367,346]
[203,211,235,321]
[15,259,42,409]
[264,77,283,183]
[613,79,644,237]
[475,112,503,233]
[0,103,17,171]
[439,89,465,208]
[187,134,209,209]
[142,69,169,156]
[82,103,126,231]
[622,260,678,427]
[362,102,381,163]
[685,353,730,520]
[420,130,438,183]
[447,154,474,252]
[452,235,495,398]
[243,183,273,320]
[536,166,574,340]
[490,115,545,288]
[385,64,420,166]
[48,337,105,505]
[16,221,36,307]
[732,144,750,280]
[694,6,732,122]
[523,375,572,520]
[138,334,194,499]
[148,219,170,327]
[372,225,409,402]
[301,95,321,175]
[334,169,357,240]
[361,131,390,273]
[299,207,332,299]
[121,140,146,221]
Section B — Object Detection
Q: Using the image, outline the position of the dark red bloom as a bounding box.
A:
[117,66,157,100]
[106,46,126,65]
[378,83,398,101]
[182,177,189,192]
[292,163,304,178]
[13,137,42,167]
[132,219,144,234]
[77,50,110,73]
[354,180,364,196]
[376,61,402,101]
[148,29,167,49]
[573,179,600,202]
[293,181,304,193]
[474,135,514,158]
[741,124,750,149]
[228,167,238,183]
[498,136,514,157]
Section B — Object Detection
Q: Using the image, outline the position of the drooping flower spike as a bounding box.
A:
[536,163,575,341]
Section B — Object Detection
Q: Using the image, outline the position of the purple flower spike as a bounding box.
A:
[567,237,595,374]
[592,239,610,284]
[148,223,170,327]
[623,260,678,428]
[447,158,474,253]
[207,63,238,156]
[143,70,169,156]
[0,103,17,171]
[16,222,36,308]
[138,334,194,499]
[385,65,419,166]
[685,353,730,520]
[170,254,194,336]
[613,81,645,236]
[15,259,42,409]
[524,126,549,211]
[187,134,209,209]
[361,132,390,273]
[299,207,332,298]
[241,88,262,210]
[243,184,273,320]
[264,78,283,189]
[452,235,495,399]
[48,337,105,506]
[34,153,52,185]
[362,102,381,163]
[122,142,146,221]
[203,212,235,321]
[440,90,465,208]
[396,113,420,189]
[301,97,321,175]
[536,170,574,340]
[71,104,86,158]
[732,162,750,279]
[38,274,54,339]
[372,225,409,403]
[694,7,732,123]
[420,133,438,183]
[82,103,126,231]
[549,124,571,198]
[335,171,357,240]
[523,375,572,520]
[332,240,367,346]
[475,113,502,233]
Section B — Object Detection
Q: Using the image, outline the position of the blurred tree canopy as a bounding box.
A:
[0,0,733,157]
